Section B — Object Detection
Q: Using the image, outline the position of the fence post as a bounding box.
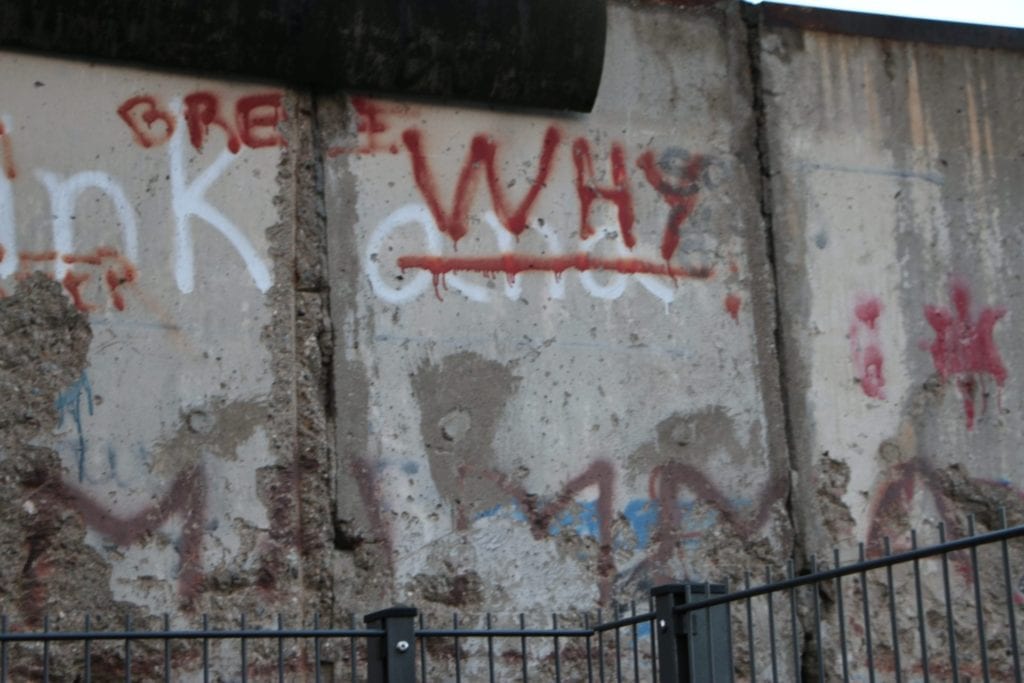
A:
[652,583,733,682]
[364,606,417,683]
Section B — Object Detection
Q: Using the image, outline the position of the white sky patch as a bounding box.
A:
[744,0,1024,29]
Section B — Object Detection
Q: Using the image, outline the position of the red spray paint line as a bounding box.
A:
[924,279,1007,429]
[57,464,207,605]
[398,253,713,279]
[475,460,617,604]
[724,293,741,322]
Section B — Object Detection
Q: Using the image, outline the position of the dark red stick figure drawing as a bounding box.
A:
[924,279,1007,429]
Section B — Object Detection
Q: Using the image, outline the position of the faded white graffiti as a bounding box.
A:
[366,203,685,306]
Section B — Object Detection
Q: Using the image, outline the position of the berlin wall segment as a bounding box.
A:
[0,49,321,650]
[323,1,793,618]
[760,16,1024,680]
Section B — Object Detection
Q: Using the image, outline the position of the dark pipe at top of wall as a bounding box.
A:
[0,0,607,112]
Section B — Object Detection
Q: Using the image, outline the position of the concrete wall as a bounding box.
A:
[1,0,1024,677]
[0,51,336,633]
[323,0,790,615]
[759,9,1024,679]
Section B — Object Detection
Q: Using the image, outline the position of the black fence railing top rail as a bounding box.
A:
[672,518,1024,616]
[0,626,384,643]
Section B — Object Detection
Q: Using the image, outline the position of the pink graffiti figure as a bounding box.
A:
[850,295,886,399]
[925,279,1007,429]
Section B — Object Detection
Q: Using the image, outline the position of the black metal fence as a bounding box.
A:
[3,514,1024,681]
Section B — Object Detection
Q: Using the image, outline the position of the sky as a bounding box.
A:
[743,0,1024,29]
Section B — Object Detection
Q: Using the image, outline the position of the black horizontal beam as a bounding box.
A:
[0,0,606,112]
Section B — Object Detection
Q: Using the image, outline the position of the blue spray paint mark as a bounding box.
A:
[623,499,660,549]
[475,504,528,524]
[548,500,600,539]
[54,371,93,482]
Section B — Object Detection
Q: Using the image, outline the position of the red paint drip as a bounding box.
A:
[0,120,16,179]
[850,295,886,399]
[105,263,138,311]
[725,293,741,321]
[855,297,882,330]
[572,138,636,247]
[61,271,93,312]
[860,346,885,399]
[636,150,703,261]
[402,126,560,244]
[925,280,1007,429]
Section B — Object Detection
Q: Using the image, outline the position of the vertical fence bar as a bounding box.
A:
[939,522,960,683]
[834,548,850,683]
[1000,510,1022,683]
[418,613,426,683]
[584,612,594,683]
[911,530,930,683]
[766,567,778,683]
[314,613,322,683]
[883,538,902,683]
[453,613,461,683]
[277,614,285,683]
[240,613,248,683]
[163,613,171,683]
[858,543,875,683]
[42,614,49,683]
[553,613,562,683]
[967,516,991,682]
[787,560,799,681]
[520,613,529,683]
[596,608,604,683]
[631,602,640,683]
[0,614,6,683]
[202,614,209,683]
[744,572,755,683]
[649,597,657,683]
[84,614,91,683]
[705,582,716,683]
[124,614,132,683]
[356,614,364,683]
[811,556,824,683]
[486,613,495,683]
[614,603,622,683]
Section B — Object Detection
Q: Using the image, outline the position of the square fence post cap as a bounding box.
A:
[363,606,418,624]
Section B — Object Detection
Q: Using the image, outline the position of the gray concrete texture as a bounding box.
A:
[323,0,790,616]
[759,13,1024,680]
[0,0,1023,678]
